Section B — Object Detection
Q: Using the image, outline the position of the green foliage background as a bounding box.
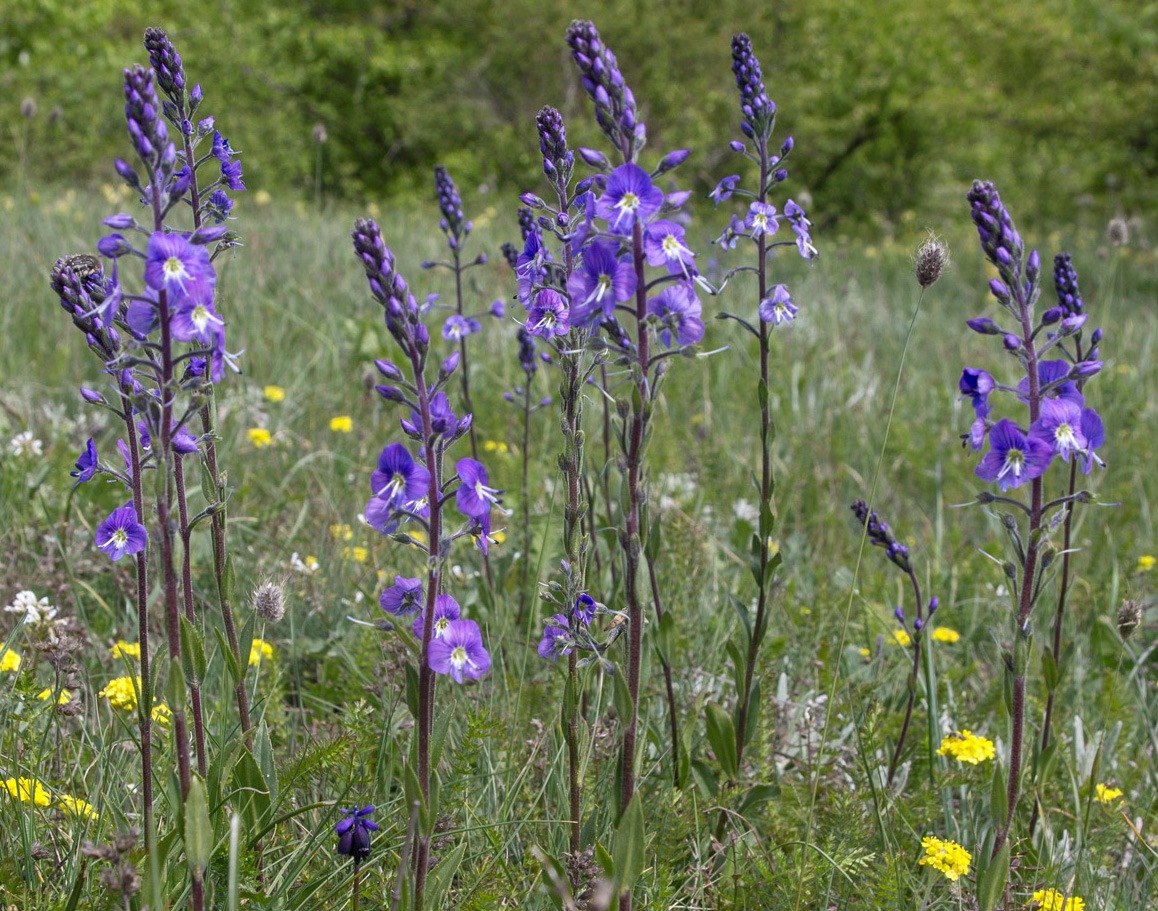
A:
[2,0,1156,227]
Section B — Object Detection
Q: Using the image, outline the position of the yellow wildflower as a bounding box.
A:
[918,836,971,881]
[263,385,286,403]
[329,523,354,541]
[58,794,98,820]
[1094,783,1123,803]
[1137,555,1156,573]
[341,546,369,563]
[859,647,872,658]
[931,627,960,643]
[0,648,21,673]
[1030,889,1085,911]
[937,730,996,764]
[892,629,911,648]
[247,428,273,448]
[330,416,353,433]
[4,777,51,807]
[766,538,780,557]
[800,606,812,616]
[110,640,141,660]
[249,639,274,667]
[483,440,510,454]
[98,675,141,711]
[152,703,173,726]
[37,688,72,705]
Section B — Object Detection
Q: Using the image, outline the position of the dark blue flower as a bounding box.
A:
[975,419,1053,491]
[380,576,423,616]
[566,239,635,327]
[596,164,663,235]
[647,282,704,347]
[335,805,378,862]
[95,503,148,561]
[71,438,98,486]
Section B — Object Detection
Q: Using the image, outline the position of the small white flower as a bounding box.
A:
[733,498,759,523]
[8,431,43,458]
[4,590,59,626]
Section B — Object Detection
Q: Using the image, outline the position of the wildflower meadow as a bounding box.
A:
[2,13,1158,911]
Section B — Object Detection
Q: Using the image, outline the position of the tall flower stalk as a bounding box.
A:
[52,29,247,911]
[958,181,1105,868]
[711,34,817,783]
[352,219,494,909]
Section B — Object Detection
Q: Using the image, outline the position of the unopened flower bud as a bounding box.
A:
[967,317,1001,335]
[1003,334,1021,351]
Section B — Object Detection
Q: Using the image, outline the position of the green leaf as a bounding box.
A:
[738,782,781,815]
[255,723,279,804]
[654,611,675,666]
[594,842,614,878]
[185,775,212,875]
[1041,645,1060,692]
[689,759,719,800]
[727,593,752,647]
[232,750,272,832]
[705,703,738,781]
[978,839,1010,911]
[179,615,207,688]
[990,760,1008,826]
[725,639,747,701]
[612,794,645,894]
[530,845,571,911]
[424,841,465,907]
[215,626,243,686]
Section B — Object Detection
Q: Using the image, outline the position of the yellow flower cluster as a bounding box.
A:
[330,416,353,433]
[1095,783,1123,803]
[1030,888,1085,911]
[98,675,141,710]
[1137,554,1155,573]
[329,523,354,541]
[3,777,51,807]
[918,836,971,881]
[249,639,274,667]
[248,428,273,448]
[0,648,21,673]
[263,385,286,403]
[937,730,996,764]
[341,546,369,563]
[37,688,72,705]
[59,794,99,820]
[483,440,509,454]
[111,640,141,659]
[892,629,911,648]
[931,627,960,643]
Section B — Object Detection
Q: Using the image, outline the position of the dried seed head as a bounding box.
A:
[253,580,286,623]
[1117,599,1143,640]
[915,232,950,288]
[1107,216,1129,247]
[21,97,37,119]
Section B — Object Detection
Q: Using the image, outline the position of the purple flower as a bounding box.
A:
[596,163,663,235]
[648,282,704,347]
[428,618,490,683]
[731,34,775,139]
[335,805,378,862]
[71,438,98,486]
[1078,407,1105,474]
[434,165,468,245]
[1032,398,1087,461]
[709,175,741,205]
[784,200,817,259]
[959,368,995,414]
[221,159,245,192]
[527,289,571,339]
[369,444,430,520]
[644,220,696,276]
[1016,360,1082,406]
[143,232,216,306]
[169,296,224,345]
[380,576,423,616]
[538,614,573,661]
[745,202,779,238]
[412,594,461,641]
[975,419,1054,491]
[1053,252,1083,314]
[967,180,1024,280]
[758,284,798,326]
[573,593,597,626]
[455,458,503,519]
[515,230,551,304]
[567,239,636,327]
[95,503,148,561]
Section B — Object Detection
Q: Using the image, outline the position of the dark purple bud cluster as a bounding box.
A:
[517,326,538,378]
[501,242,519,270]
[50,255,122,360]
[434,165,470,248]
[536,106,573,187]
[731,34,775,141]
[517,206,536,241]
[352,218,425,355]
[1053,252,1083,315]
[565,20,642,159]
[144,27,184,101]
[851,499,913,574]
[967,180,1025,294]
[122,65,170,166]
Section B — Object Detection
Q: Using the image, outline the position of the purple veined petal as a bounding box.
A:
[643,220,696,275]
[758,284,797,327]
[595,163,663,234]
[143,232,216,306]
[370,444,430,507]
[1031,398,1086,461]
[527,289,571,339]
[427,618,490,683]
[975,418,1053,491]
[455,458,502,518]
[380,576,423,616]
[71,438,98,486]
[412,594,461,640]
[647,282,704,347]
[95,503,148,561]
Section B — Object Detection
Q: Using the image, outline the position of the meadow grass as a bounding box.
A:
[1,185,1156,908]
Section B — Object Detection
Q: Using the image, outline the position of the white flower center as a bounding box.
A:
[434,617,451,637]
[450,645,467,669]
[1054,422,1077,450]
[999,447,1025,480]
[111,529,128,548]
[163,255,189,287]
